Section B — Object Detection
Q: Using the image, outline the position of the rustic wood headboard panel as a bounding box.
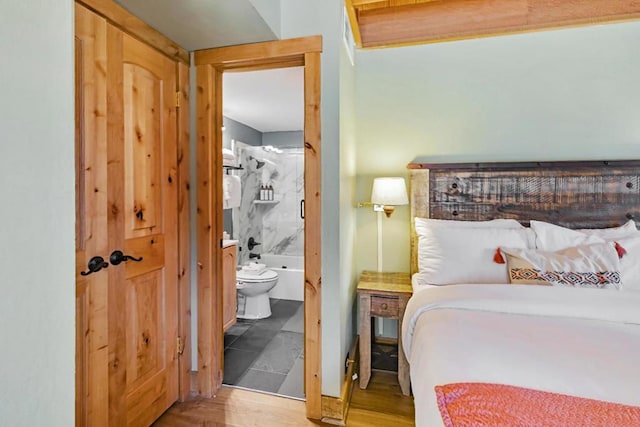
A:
[408,160,640,275]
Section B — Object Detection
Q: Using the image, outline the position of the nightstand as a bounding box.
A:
[358,271,412,396]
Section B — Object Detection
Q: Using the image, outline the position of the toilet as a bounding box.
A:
[236,268,279,319]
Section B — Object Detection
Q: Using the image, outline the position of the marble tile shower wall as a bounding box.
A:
[232,144,304,265]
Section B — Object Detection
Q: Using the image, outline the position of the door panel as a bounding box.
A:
[123,63,162,238]
[126,270,162,388]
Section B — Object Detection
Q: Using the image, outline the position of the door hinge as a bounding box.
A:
[177,336,185,356]
[175,91,181,109]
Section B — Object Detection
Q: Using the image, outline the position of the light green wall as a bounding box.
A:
[339,35,359,376]
[0,1,75,424]
[354,21,640,276]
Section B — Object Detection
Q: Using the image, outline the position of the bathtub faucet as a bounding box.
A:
[248,237,261,251]
[249,253,261,260]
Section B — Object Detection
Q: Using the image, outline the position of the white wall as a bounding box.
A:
[280,0,348,397]
[0,1,75,425]
[354,22,640,275]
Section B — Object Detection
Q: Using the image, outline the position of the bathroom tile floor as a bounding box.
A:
[223,299,305,399]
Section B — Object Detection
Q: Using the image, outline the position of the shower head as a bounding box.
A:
[248,156,266,169]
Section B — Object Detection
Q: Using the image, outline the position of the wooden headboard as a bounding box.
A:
[408,160,640,275]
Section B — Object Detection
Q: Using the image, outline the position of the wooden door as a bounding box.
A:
[107,27,179,427]
[76,4,180,425]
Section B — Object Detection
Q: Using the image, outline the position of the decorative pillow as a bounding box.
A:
[531,220,639,252]
[500,243,622,290]
[416,223,534,285]
[415,217,524,230]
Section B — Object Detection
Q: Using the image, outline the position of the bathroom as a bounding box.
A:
[221,67,305,399]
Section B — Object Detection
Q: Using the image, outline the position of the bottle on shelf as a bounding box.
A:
[259,185,266,201]
[268,185,274,201]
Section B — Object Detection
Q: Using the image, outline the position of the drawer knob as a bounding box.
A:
[381,303,388,310]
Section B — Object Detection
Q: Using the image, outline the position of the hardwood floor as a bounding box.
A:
[155,371,415,426]
[347,371,415,427]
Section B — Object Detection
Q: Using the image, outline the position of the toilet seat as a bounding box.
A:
[237,269,278,283]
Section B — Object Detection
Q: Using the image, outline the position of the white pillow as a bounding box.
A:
[530,220,639,252]
[416,224,534,285]
[578,220,639,238]
[501,243,622,290]
[415,217,524,230]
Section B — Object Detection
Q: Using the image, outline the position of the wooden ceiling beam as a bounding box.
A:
[354,0,640,49]
[345,0,364,47]
[352,0,438,7]
[352,0,388,6]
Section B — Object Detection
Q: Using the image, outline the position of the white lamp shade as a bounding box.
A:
[371,177,409,206]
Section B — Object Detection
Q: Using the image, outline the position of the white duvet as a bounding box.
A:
[402,284,640,427]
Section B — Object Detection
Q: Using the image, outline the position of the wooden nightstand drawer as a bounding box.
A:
[370,296,399,317]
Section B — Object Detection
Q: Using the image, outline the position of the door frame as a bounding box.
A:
[194,36,323,419]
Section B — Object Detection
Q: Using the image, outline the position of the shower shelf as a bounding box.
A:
[223,165,243,175]
[253,200,280,205]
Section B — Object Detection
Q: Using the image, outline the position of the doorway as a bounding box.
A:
[194,36,323,418]
[222,67,305,398]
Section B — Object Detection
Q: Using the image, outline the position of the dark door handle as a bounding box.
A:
[80,256,109,276]
[300,199,305,219]
[109,250,143,266]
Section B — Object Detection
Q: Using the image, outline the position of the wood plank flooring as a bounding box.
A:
[155,371,415,426]
[348,371,415,427]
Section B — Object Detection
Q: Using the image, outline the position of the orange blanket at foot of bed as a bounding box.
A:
[435,382,640,427]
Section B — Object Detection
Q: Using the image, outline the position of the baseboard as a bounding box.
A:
[320,336,359,426]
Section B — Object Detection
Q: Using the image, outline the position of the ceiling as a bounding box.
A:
[114,0,278,51]
[223,67,304,133]
[115,0,302,132]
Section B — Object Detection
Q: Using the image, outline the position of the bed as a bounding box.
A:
[402,160,640,426]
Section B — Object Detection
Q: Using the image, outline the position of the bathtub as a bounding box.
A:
[261,254,304,302]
